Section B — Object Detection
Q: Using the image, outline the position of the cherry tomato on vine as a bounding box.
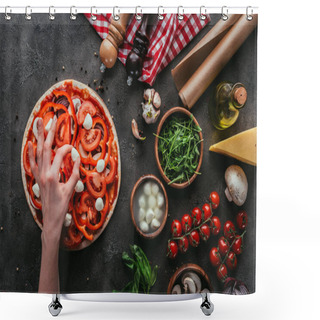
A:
[224,220,236,241]
[191,207,202,226]
[210,191,220,209]
[218,236,230,256]
[226,251,237,270]
[236,210,248,230]
[217,264,228,282]
[232,236,243,255]
[167,240,178,259]
[181,214,193,233]
[200,224,211,241]
[178,236,189,253]
[171,220,182,237]
[209,216,221,236]
[189,230,200,247]
[202,203,212,221]
[209,247,221,267]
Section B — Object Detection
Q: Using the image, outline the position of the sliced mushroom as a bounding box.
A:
[225,165,248,206]
[131,119,146,141]
[182,272,202,293]
[183,277,197,293]
[172,284,182,294]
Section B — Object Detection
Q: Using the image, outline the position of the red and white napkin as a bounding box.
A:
[85,14,210,86]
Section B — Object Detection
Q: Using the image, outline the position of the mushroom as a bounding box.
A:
[172,284,181,294]
[183,277,197,293]
[224,165,248,206]
[182,272,202,293]
[131,119,146,141]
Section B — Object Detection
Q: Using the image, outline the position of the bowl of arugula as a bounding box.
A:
[154,107,203,189]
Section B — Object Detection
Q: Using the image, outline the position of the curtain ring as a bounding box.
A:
[158,6,164,20]
[113,6,120,21]
[25,6,32,20]
[200,6,207,20]
[70,6,77,20]
[5,6,12,21]
[49,6,55,20]
[91,6,97,21]
[221,6,228,21]
[177,6,184,21]
[246,6,253,21]
[135,6,142,21]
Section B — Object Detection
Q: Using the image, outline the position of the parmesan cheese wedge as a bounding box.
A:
[209,127,257,166]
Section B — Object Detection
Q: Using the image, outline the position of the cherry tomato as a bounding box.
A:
[55,113,71,148]
[226,252,237,270]
[210,191,220,209]
[79,128,102,152]
[200,224,211,241]
[171,220,182,237]
[209,247,221,267]
[232,236,243,255]
[202,203,212,221]
[218,236,230,256]
[167,240,178,259]
[77,101,97,125]
[178,236,189,253]
[224,220,236,241]
[236,210,248,230]
[209,216,221,236]
[217,264,228,282]
[191,207,202,226]
[189,230,200,247]
[181,214,193,233]
[86,171,107,199]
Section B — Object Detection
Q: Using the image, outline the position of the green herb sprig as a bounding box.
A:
[155,114,202,185]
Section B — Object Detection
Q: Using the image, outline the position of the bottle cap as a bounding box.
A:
[233,86,247,106]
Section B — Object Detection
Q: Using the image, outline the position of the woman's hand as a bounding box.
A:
[28,116,80,293]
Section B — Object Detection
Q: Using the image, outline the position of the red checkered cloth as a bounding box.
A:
[84,13,210,86]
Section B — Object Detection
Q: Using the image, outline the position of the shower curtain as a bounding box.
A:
[0,12,257,296]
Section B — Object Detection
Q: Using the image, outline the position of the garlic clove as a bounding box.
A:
[71,147,80,162]
[144,88,155,103]
[96,159,105,173]
[75,180,84,193]
[131,119,146,141]
[32,183,40,198]
[64,213,72,227]
[95,197,104,211]
[152,91,161,109]
[83,113,93,130]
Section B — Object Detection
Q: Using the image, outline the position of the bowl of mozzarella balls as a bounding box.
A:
[130,174,168,238]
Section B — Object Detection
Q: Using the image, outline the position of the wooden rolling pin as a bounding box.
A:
[100,14,131,70]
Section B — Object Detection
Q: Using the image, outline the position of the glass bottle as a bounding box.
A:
[209,82,247,130]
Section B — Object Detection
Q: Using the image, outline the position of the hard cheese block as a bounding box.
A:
[209,127,257,166]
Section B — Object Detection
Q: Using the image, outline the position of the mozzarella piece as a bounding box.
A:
[151,183,159,196]
[148,195,157,209]
[95,197,104,211]
[64,213,72,227]
[71,147,80,162]
[72,98,81,112]
[32,183,40,198]
[146,208,154,224]
[151,218,160,230]
[33,117,40,140]
[45,118,53,132]
[140,221,149,233]
[75,180,84,193]
[154,207,163,220]
[138,195,146,209]
[157,193,164,208]
[83,113,93,130]
[96,159,105,173]
[138,208,146,222]
[143,182,152,196]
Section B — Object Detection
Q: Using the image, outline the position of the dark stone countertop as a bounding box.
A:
[0,14,257,294]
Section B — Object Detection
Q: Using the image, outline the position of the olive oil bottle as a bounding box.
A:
[209,82,247,130]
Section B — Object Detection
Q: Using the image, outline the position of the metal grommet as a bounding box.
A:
[113,6,120,21]
[177,6,184,21]
[91,6,97,21]
[70,6,77,20]
[221,6,228,21]
[135,6,142,21]
[158,6,164,20]
[246,6,253,21]
[5,6,12,21]
[25,6,32,20]
[200,6,207,20]
[49,6,55,20]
